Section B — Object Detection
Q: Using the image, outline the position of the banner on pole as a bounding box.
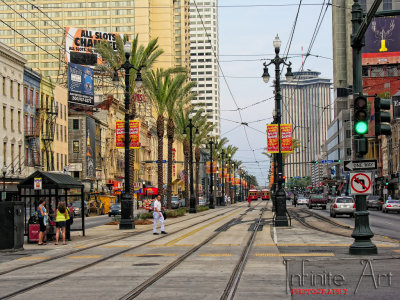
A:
[116,120,140,149]
[212,161,217,173]
[206,161,211,174]
[280,124,293,153]
[267,124,279,153]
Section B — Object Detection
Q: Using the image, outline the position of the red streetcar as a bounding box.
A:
[248,189,259,201]
[261,189,270,200]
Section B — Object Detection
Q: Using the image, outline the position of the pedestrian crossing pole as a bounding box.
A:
[349,0,380,255]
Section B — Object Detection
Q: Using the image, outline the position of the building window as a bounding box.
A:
[65,154,67,166]
[64,126,67,142]
[3,142,6,166]
[61,153,63,170]
[2,77,5,95]
[64,105,67,120]
[35,91,39,107]
[18,111,21,133]
[24,114,28,133]
[30,89,33,106]
[30,116,34,135]
[10,80,13,98]
[72,119,79,130]
[60,125,63,142]
[383,0,392,10]
[10,108,14,131]
[18,145,21,169]
[24,86,28,104]
[73,140,79,153]
[18,83,21,100]
[25,147,28,166]
[3,106,6,129]
[57,153,59,170]
[11,144,14,166]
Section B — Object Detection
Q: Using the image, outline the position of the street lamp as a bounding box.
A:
[207,137,215,209]
[112,41,143,230]
[184,116,199,213]
[2,166,6,201]
[262,34,293,227]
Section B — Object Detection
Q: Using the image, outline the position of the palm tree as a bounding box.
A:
[143,67,187,199]
[165,74,196,209]
[223,145,238,199]
[95,34,163,195]
[213,137,228,205]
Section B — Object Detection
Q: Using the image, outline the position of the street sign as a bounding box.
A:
[344,160,377,171]
[321,160,334,164]
[350,172,372,195]
[1,191,6,200]
[155,160,167,163]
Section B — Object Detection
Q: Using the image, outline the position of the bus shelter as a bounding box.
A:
[18,171,86,238]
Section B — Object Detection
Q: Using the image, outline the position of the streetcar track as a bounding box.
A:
[220,207,265,300]
[118,201,266,300]
[0,205,245,300]
[297,208,352,229]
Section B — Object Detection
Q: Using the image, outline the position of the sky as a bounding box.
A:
[217,0,334,187]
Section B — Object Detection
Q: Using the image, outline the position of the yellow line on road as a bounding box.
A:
[123,253,178,257]
[255,253,334,257]
[67,255,103,259]
[18,256,50,261]
[164,210,239,246]
[199,253,232,257]
[255,243,398,247]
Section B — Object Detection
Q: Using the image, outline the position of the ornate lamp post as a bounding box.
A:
[184,117,199,213]
[262,34,293,227]
[207,137,215,209]
[112,41,142,230]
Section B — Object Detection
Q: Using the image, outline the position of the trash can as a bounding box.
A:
[0,201,25,250]
[28,214,40,243]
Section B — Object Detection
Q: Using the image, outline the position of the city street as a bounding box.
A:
[71,215,113,231]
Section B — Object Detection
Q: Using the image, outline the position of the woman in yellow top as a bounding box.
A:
[55,202,68,245]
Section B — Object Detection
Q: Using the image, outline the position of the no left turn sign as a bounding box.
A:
[350,172,372,195]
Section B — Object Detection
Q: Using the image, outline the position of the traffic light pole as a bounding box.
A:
[349,0,381,255]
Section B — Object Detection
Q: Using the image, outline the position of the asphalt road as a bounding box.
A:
[71,215,112,230]
[300,204,400,242]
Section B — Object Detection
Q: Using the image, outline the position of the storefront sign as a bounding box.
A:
[267,124,279,153]
[280,124,293,153]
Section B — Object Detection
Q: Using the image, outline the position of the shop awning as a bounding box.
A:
[138,187,158,195]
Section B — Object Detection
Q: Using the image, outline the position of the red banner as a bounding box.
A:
[172,148,176,177]
[116,120,140,149]
[267,124,279,153]
[206,161,211,174]
[280,124,293,153]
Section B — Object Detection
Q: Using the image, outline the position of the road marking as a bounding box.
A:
[102,245,130,248]
[164,211,239,246]
[67,255,103,259]
[255,243,397,247]
[255,253,335,257]
[123,253,178,257]
[147,244,194,247]
[199,253,232,257]
[212,243,240,246]
[17,256,50,261]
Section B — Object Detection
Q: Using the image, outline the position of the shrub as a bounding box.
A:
[197,206,209,212]
[140,212,153,220]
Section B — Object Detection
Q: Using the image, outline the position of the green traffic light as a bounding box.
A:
[355,121,368,135]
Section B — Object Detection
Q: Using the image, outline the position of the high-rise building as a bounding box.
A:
[0,0,190,77]
[189,0,220,136]
[281,71,331,179]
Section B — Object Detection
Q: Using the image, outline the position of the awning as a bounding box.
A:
[138,187,158,195]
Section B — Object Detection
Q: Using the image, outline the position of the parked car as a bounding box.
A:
[297,197,308,205]
[171,196,180,209]
[108,203,121,217]
[330,196,355,218]
[308,194,329,210]
[367,195,383,210]
[382,200,400,213]
[71,201,89,217]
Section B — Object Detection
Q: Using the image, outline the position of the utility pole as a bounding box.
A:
[349,0,382,255]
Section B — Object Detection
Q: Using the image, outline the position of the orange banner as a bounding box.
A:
[267,124,279,153]
[280,124,293,153]
[212,161,217,173]
[116,120,140,149]
[206,161,211,174]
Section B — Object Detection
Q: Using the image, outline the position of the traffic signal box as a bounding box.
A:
[374,97,391,136]
[354,94,368,156]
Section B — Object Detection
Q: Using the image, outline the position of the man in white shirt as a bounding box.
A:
[153,195,167,235]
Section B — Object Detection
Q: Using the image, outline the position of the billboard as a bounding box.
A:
[362,16,400,58]
[266,124,279,153]
[65,27,120,65]
[68,63,94,105]
[115,120,140,149]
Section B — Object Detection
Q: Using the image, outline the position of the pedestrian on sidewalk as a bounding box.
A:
[153,195,167,235]
[55,202,68,245]
[38,198,47,245]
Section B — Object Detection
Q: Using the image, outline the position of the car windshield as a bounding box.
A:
[336,198,353,203]
[310,195,324,199]
[72,202,81,207]
[387,200,400,204]
[111,204,120,209]
[171,197,179,202]
[368,196,380,200]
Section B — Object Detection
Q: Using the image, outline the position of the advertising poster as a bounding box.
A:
[280,124,293,153]
[68,62,94,105]
[267,124,279,153]
[362,16,400,58]
[34,178,42,190]
[115,120,140,149]
[65,27,120,65]
[206,161,211,174]
[86,117,96,178]
[212,161,217,173]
